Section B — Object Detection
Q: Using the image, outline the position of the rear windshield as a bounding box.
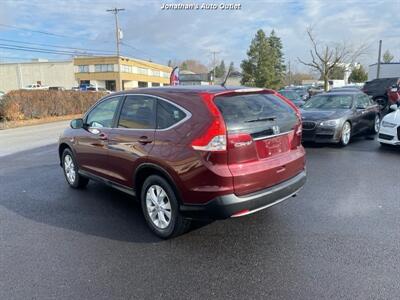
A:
[214,93,297,136]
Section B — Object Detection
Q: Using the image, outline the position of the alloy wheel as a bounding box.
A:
[145,185,172,229]
[341,122,351,145]
[64,154,76,184]
[374,115,380,133]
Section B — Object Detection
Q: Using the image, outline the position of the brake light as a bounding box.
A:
[291,122,302,149]
[191,93,227,152]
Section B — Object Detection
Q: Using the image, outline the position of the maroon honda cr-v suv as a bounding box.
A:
[59,86,306,238]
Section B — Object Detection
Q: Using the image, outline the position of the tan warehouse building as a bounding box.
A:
[0,56,171,92]
[74,56,172,91]
[0,59,76,92]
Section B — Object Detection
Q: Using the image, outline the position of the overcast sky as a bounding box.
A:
[1,0,399,72]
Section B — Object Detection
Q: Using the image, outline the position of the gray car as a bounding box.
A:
[301,92,381,146]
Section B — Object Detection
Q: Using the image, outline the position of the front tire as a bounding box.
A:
[339,121,351,146]
[141,175,191,239]
[369,114,380,134]
[62,149,89,189]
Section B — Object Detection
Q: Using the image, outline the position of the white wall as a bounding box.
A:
[0,60,77,92]
[368,63,400,81]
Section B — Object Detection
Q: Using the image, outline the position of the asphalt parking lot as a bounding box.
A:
[1,136,400,299]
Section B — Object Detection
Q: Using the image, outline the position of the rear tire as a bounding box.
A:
[141,175,191,239]
[62,149,89,189]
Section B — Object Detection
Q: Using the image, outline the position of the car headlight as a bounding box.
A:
[381,121,396,128]
[319,119,341,127]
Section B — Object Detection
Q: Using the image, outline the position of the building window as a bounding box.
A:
[138,67,148,75]
[121,65,132,73]
[78,65,89,73]
[151,70,160,77]
[95,64,114,72]
[138,81,148,88]
[152,82,160,87]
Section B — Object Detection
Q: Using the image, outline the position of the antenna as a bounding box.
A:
[221,68,232,88]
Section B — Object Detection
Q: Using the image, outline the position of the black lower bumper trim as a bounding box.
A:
[180,170,307,220]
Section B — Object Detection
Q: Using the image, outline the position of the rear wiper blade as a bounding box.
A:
[244,116,276,123]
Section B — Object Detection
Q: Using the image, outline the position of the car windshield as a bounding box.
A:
[302,95,353,110]
[279,90,299,100]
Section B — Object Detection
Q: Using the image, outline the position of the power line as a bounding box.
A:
[0,45,104,57]
[0,23,71,38]
[0,43,111,56]
[0,38,115,54]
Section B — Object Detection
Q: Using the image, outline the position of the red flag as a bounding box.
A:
[169,67,180,86]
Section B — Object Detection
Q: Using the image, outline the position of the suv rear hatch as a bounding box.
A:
[214,92,304,196]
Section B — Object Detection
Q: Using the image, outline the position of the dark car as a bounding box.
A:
[279,89,305,107]
[58,86,306,238]
[362,77,400,111]
[301,92,381,146]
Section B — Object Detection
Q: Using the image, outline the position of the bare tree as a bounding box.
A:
[298,27,367,91]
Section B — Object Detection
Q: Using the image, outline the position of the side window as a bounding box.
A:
[355,95,366,109]
[86,97,120,128]
[157,100,186,129]
[118,96,156,129]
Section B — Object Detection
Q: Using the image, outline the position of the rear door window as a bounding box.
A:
[117,95,156,129]
[214,93,297,136]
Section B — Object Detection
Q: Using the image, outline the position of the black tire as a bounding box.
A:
[368,114,380,134]
[141,175,191,239]
[62,148,89,189]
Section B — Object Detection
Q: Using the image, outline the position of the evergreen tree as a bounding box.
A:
[241,29,274,87]
[268,30,286,88]
[348,65,368,83]
[214,60,226,78]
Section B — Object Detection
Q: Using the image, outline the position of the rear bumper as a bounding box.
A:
[180,170,306,220]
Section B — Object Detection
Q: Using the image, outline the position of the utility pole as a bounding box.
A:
[211,50,220,85]
[377,40,382,79]
[107,8,125,57]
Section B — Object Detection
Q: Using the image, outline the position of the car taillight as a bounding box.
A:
[291,122,302,149]
[191,94,227,152]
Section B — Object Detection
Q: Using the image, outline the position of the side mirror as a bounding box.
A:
[70,118,84,129]
[390,104,399,111]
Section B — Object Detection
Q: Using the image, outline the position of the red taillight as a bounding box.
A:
[291,122,302,149]
[191,93,227,152]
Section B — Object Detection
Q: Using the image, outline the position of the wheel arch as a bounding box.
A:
[134,163,184,204]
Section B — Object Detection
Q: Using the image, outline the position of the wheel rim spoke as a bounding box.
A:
[145,184,172,229]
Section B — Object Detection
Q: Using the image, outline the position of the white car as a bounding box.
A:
[378,104,400,146]
[23,84,49,90]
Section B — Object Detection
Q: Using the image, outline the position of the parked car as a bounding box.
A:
[49,86,66,91]
[292,87,310,100]
[86,86,112,94]
[278,89,305,107]
[23,83,49,90]
[328,87,362,93]
[58,86,306,238]
[362,77,400,111]
[301,92,381,146]
[378,103,400,146]
[387,84,400,106]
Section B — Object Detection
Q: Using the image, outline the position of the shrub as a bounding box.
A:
[0,90,107,121]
